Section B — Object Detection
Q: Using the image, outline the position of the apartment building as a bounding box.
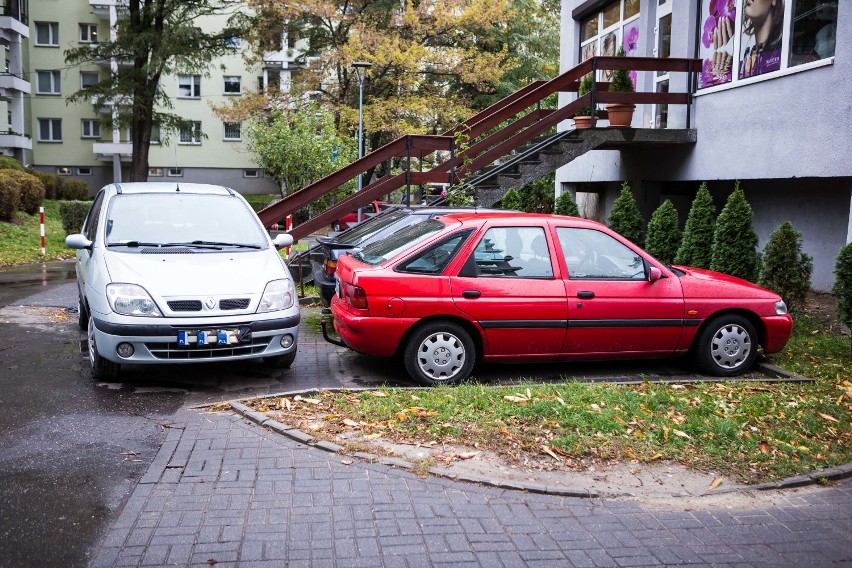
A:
[557,0,848,291]
[21,0,297,194]
[0,0,30,163]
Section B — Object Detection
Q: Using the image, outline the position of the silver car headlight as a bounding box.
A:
[775,300,788,315]
[257,279,295,313]
[106,283,162,317]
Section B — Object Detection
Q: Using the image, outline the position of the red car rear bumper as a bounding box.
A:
[332,301,414,357]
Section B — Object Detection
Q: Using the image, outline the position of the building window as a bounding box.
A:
[150,124,161,145]
[223,122,241,141]
[257,76,265,91]
[579,1,640,83]
[148,167,164,177]
[38,118,62,142]
[167,168,183,177]
[223,76,241,95]
[179,122,202,144]
[36,71,61,95]
[177,75,200,98]
[79,23,98,43]
[81,119,100,139]
[77,167,92,176]
[224,35,241,49]
[80,71,99,89]
[57,167,72,175]
[35,22,59,46]
[697,0,839,89]
[243,169,259,178]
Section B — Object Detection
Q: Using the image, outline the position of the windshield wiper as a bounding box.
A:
[188,240,262,249]
[107,241,223,249]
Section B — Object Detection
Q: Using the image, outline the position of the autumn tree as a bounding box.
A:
[65,0,243,182]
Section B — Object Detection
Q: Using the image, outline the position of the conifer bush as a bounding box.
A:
[554,191,580,217]
[500,187,522,211]
[675,182,716,268]
[710,183,759,281]
[644,199,681,264]
[608,182,644,244]
[833,243,852,356]
[758,221,812,313]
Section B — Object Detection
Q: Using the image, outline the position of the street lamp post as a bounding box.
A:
[352,61,372,223]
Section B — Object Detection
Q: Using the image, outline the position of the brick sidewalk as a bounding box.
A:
[90,408,852,567]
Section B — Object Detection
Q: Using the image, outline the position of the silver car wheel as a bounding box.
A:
[416,331,466,381]
[710,322,752,370]
[87,316,97,369]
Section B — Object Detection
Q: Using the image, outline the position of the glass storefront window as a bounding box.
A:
[603,2,621,28]
[625,0,640,18]
[789,0,837,67]
[581,15,598,42]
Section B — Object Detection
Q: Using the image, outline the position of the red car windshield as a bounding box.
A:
[353,219,446,266]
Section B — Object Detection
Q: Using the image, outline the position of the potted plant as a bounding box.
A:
[572,73,594,129]
[607,47,635,128]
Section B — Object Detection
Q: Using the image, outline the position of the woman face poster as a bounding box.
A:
[739,0,785,79]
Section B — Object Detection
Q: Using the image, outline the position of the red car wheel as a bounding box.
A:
[404,321,476,386]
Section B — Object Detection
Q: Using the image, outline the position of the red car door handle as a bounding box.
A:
[462,290,481,299]
[577,291,595,299]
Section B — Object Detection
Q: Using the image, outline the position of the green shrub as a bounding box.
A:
[675,182,716,268]
[519,173,555,213]
[63,179,91,200]
[27,170,64,200]
[710,183,759,282]
[59,201,91,235]
[609,47,634,93]
[832,243,852,356]
[4,170,46,215]
[758,221,812,313]
[576,74,594,116]
[554,191,580,217]
[608,182,644,244]
[0,175,19,221]
[0,156,24,171]
[644,199,681,264]
[500,187,522,211]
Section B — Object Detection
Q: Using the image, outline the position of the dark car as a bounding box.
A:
[311,206,505,306]
[332,201,391,231]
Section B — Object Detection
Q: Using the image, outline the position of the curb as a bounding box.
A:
[225,401,852,499]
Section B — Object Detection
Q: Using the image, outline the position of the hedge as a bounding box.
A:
[63,179,90,200]
[59,201,91,235]
[0,179,19,221]
[0,170,46,215]
[0,156,25,171]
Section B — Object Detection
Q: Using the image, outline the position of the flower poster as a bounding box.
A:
[699,0,736,88]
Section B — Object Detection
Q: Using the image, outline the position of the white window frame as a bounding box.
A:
[148,167,164,177]
[80,71,99,89]
[79,23,98,43]
[223,122,241,141]
[81,119,100,139]
[223,76,242,95]
[178,122,202,145]
[35,22,59,46]
[36,70,61,95]
[77,167,93,176]
[166,168,183,177]
[243,169,259,178]
[38,118,62,142]
[57,166,72,175]
[177,75,201,98]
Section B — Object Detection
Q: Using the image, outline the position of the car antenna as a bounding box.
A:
[174,139,180,191]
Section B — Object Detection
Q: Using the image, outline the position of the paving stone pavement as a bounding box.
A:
[89,407,852,568]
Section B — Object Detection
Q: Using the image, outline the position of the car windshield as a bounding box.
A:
[354,219,446,266]
[336,209,409,244]
[104,193,269,248]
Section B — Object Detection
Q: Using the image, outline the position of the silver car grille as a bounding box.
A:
[146,337,271,360]
[166,298,250,312]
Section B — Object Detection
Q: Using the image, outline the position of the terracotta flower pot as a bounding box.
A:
[573,115,593,129]
[606,103,635,128]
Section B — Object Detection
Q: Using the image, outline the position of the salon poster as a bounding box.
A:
[699,0,736,88]
[739,0,785,78]
[623,21,639,88]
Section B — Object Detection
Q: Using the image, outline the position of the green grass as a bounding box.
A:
[0,200,76,265]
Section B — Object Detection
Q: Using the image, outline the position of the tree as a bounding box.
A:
[500,188,522,211]
[65,0,243,182]
[245,104,356,218]
[675,182,716,268]
[832,243,852,357]
[554,191,580,217]
[758,222,813,313]
[644,200,681,264]
[518,172,555,213]
[608,182,644,244]
[710,183,759,281]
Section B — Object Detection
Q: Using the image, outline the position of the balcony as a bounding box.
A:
[0,72,30,94]
[89,0,127,20]
[0,0,28,26]
[0,131,31,150]
[91,94,131,114]
[92,141,132,161]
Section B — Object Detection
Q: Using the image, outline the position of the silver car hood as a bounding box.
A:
[103,249,287,297]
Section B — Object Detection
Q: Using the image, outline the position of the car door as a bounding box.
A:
[555,226,685,356]
[450,224,568,358]
[76,189,106,300]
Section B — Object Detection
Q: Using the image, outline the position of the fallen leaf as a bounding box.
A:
[818,413,840,423]
[758,440,770,453]
[650,453,663,460]
[672,429,691,439]
[541,446,562,461]
[457,451,479,459]
[370,391,387,397]
[342,419,359,427]
[363,433,381,440]
[396,412,408,422]
[340,459,354,465]
[709,477,723,490]
[504,395,529,403]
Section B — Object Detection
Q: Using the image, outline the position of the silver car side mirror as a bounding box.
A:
[272,233,294,250]
[65,234,93,250]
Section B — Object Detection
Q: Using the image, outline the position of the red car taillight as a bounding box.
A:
[342,283,368,311]
[323,258,337,276]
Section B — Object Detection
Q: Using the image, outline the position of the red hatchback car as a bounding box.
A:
[330,212,793,386]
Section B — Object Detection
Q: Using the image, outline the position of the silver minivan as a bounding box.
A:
[66,182,299,379]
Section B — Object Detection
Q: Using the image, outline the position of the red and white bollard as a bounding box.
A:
[285,214,292,256]
[39,206,45,256]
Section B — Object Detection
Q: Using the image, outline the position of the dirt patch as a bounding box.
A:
[805,291,848,335]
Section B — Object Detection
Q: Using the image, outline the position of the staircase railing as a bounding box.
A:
[258,56,700,241]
